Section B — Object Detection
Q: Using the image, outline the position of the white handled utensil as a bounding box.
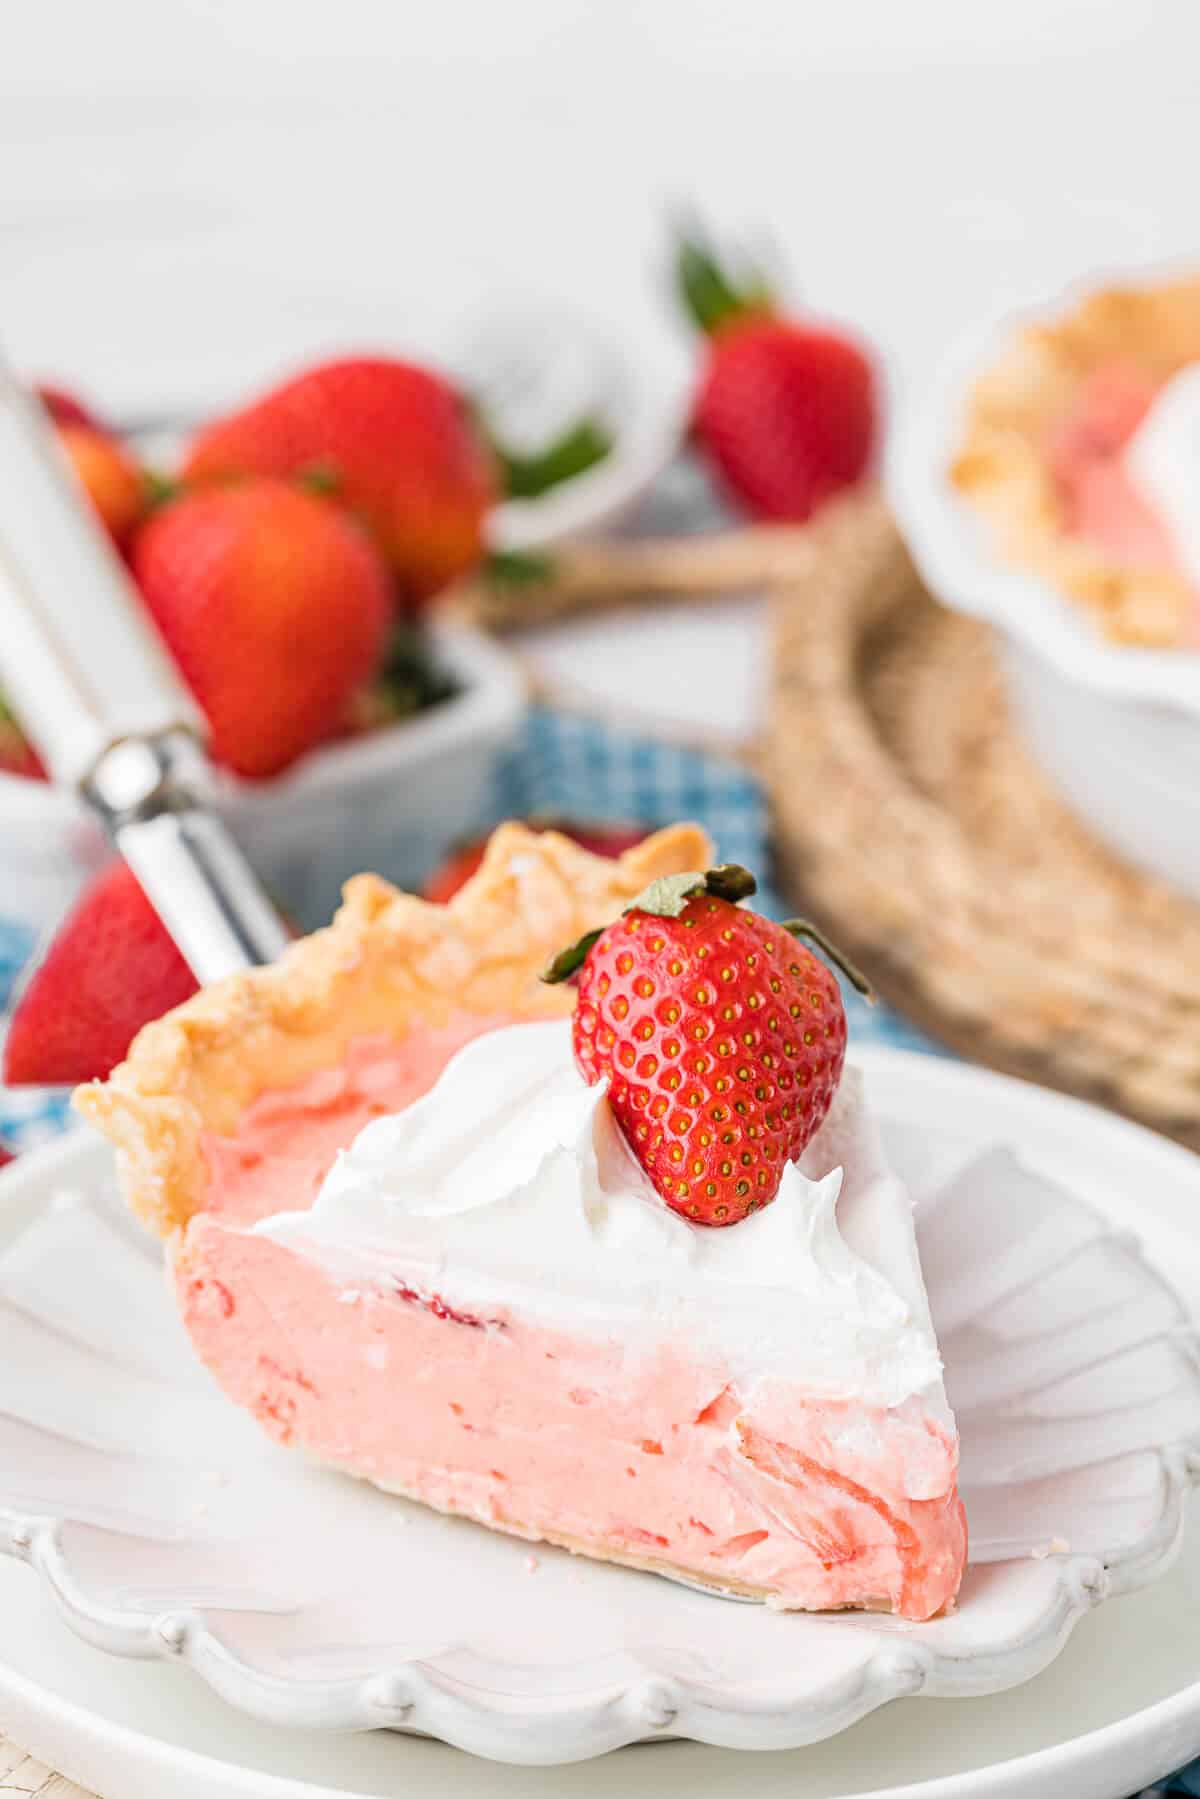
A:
[0,363,289,981]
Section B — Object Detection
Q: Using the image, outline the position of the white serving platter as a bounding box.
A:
[2,1051,1200,1796]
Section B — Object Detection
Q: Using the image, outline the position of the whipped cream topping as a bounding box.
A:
[1125,363,1200,587]
[256,1019,944,1409]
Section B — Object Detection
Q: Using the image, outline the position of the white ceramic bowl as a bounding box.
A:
[0,621,524,939]
[458,301,689,555]
[889,270,1200,900]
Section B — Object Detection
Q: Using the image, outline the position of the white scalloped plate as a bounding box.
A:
[2,1050,1199,1772]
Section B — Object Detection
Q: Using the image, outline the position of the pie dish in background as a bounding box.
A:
[950,276,1200,652]
[891,265,1200,902]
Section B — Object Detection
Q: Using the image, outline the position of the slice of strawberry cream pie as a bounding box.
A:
[76,826,966,1621]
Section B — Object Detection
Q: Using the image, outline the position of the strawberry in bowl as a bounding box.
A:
[0,364,523,933]
[183,357,497,610]
[131,481,392,779]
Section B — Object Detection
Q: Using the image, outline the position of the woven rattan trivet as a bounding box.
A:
[765,491,1200,1152]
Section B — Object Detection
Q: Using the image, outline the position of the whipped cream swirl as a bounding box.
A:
[256,1019,943,1408]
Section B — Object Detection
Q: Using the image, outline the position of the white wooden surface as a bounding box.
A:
[1,0,1196,423]
[0,1726,89,1798]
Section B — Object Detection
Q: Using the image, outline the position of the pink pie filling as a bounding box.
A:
[178,1021,967,1620]
[1048,362,1200,641]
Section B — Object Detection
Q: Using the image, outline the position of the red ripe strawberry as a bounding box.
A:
[182,357,496,606]
[4,861,199,1087]
[131,480,391,778]
[58,424,148,546]
[676,232,877,522]
[423,820,648,903]
[0,1141,16,1169]
[36,382,102,430]
[545,866,869,1226]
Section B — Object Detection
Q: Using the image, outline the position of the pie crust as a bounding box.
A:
[75,822,712,1239]
[951,275,1200,646]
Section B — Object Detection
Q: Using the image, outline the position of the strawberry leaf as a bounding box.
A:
[782,919,874,1001]
[142,467,181,511]
[296,459,341,498]
[494,416,614,500]
[701,864,759,904]
[675,229,775,337]
[486,547,556,586]
[630,864,757,918]
[628,871,707,917]
[542,927,604,986]
[542,864,759,985]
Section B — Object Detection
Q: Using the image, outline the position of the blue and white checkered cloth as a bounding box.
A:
[0,705,1193,1794]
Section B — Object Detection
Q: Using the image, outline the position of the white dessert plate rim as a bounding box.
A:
[1,1048,1199,1790]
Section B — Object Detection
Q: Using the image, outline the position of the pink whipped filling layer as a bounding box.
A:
[1048,361,1200,642]
[179,1022,966,1621]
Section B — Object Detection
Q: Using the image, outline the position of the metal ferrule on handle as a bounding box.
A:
[83,733,291,982]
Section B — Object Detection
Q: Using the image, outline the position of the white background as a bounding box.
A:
[2,0,1197,419]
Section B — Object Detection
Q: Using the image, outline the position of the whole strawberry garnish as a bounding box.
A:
[131,480,391,778]
[58,424,148,546]
[545,866,870,1226]
[0,1140,16,1170]
[182,357,496,606]
[676,230,877,522]
[4,861,199,1087]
